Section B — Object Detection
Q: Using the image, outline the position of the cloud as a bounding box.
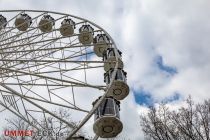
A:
[119,0,210,102]
[1,0,210,139]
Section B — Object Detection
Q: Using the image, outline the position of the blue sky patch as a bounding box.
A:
[133,89,153,106]
[162,92,181,103]
[156,55,177,75]
[134,88,181,106]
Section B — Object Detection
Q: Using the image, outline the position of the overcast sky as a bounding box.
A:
[1,0,210,139]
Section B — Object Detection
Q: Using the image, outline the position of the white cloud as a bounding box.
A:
[118,0,210,102]
[1,0,210,139]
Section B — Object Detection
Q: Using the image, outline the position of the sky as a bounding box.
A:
[1,0,210,139]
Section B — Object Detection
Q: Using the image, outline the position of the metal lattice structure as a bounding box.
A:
[0,10,129,140]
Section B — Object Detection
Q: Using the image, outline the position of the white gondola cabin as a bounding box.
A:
[104,68,129,100]
[15,13,32,31]
[78,25,94,45]
[103,48,124,72]
[93,97,122,138]
[60,18,75,36]
[93,34,111,57]
[0,15,7,31]
[39,15,55,32]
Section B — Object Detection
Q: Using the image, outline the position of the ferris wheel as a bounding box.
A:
[0,10,129,139]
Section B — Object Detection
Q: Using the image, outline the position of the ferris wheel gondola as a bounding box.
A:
[92,96,123,138]
[0,15,7,30]
[103,48,124,72]
[93,34,111,57]
[15,13,32,31]
[60,18,75,36]
[78,24,94,45]
[38,14,55,32]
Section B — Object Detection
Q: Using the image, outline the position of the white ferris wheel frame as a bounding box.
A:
[0,10,121,140]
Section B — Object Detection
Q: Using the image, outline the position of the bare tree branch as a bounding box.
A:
[140,96,210,140]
